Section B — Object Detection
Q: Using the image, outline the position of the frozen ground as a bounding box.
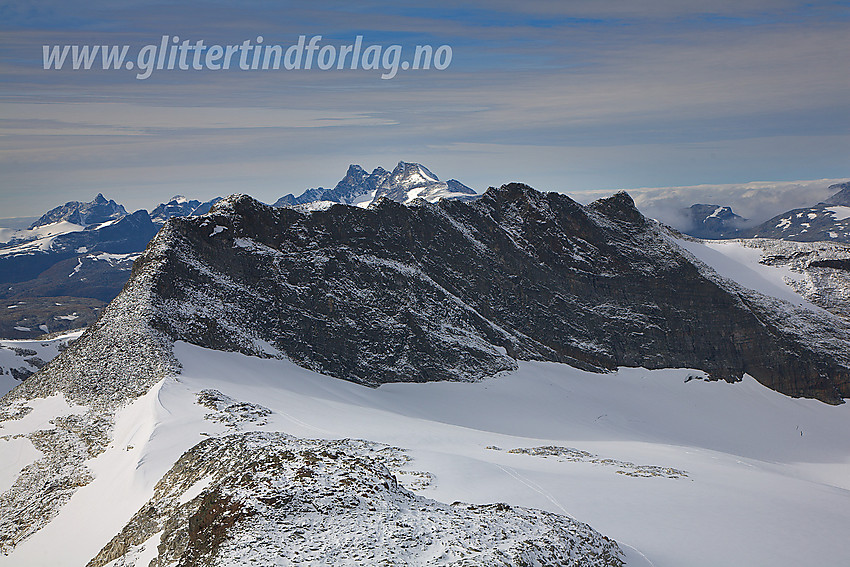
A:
[4,341,850,566]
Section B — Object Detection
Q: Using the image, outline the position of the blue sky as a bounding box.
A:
[1,0,848,219]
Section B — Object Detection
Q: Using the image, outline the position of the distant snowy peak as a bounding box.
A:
[714,182,850,243]
[151,196,201,223]
[151,196,224,223]
[375,161,477,205]
[274,161,477,209]
[681,203,748,239]
[30,193,127,229]
[189,197,223,216]
[823,181,850,207]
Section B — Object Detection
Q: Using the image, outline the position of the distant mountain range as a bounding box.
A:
[0,162,477,338]
[30,193,127,227]
[150,196,223,224]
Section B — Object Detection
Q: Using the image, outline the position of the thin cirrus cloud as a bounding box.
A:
[0,103,396,136]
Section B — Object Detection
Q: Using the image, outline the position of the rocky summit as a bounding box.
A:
[29,193,127,229]
[681,203,748,239]
[15,183,850,408]
[88,432,624,567]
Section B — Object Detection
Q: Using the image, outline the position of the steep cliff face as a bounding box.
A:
[17,183,848,407]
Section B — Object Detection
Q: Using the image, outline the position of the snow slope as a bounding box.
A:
[4,342,850,566]
[674,237,825,311]
[0,221,85,247]
[0,222,86,256]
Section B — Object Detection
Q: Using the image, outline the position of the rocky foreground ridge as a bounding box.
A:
[88,432,624,567]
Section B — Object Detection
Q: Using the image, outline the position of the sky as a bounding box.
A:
[0,0,848,222]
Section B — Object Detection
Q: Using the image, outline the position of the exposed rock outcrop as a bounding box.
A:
[88,432,625,567]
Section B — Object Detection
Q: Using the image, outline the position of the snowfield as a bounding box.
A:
[674,237,820,310]
[0,221,85,247]
[3,341,850,566]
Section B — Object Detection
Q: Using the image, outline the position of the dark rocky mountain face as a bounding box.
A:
[3,166,474,340]
[24,184,849,406]
[30,193,126,228]
[681,204,747,239]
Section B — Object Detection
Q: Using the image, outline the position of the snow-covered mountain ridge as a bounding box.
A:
[29,194,126,229]
[3,183,850,566]
[4,339,850,566]
[72,185,850,401]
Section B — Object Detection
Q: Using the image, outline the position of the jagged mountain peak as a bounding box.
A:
[389,160,439,182]
[376,161,475,203]
[30,194,127,229]
[588,190,645,225]
[274,161,476,209]
[344,163,367,176]
[681,203,747,239]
